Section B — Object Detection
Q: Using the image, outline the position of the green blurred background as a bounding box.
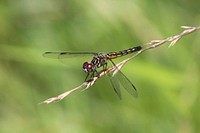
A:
[0,0,200,133]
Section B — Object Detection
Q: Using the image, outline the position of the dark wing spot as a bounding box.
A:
[44,52,52,54]
[60,52,67,55]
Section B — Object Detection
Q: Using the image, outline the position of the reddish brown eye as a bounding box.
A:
[83,62,92,72]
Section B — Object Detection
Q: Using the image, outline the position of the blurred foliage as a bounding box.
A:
[0,0,200,133]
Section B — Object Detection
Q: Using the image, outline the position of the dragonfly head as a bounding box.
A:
[83,62,93,73]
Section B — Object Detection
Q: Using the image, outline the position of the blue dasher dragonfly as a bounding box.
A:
[43,46,142,99]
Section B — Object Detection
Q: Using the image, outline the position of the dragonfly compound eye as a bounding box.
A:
[83,62,93,72]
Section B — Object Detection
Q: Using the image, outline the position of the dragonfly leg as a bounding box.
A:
[108,59,116,67]
[87,70,98,80]
[91,69,101,79]
[103,62,108,71]
[94,69,100,78]
[101,62,108,76]
[84,73,90,81]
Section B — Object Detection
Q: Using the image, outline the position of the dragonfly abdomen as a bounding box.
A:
[107,46,142,59]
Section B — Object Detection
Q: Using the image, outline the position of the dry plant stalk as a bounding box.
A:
[41,26,200,104]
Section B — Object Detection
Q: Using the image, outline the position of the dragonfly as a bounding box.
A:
[43,46,142,99]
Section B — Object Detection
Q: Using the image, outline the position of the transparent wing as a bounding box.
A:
[114,70,138,97]
[108,59,138,98]
[108,73,122,99]
[43,51,97,59]
[43,51,97,65]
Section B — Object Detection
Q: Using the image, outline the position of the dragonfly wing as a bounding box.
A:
[108,73,122,99]
[43,52,62,59]
[114,70,138,97]
[43,52,97,59]
[43,51,97,65]
[108,59,138,97]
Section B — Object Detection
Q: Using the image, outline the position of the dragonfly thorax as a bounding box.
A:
[83,54,108,73]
